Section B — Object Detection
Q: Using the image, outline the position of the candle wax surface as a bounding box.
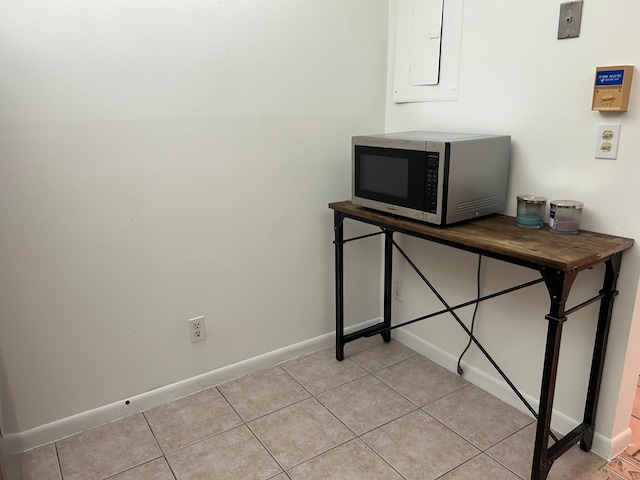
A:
[516,214,543,228]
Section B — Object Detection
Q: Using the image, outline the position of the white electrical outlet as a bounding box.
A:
[392,278,403,301]
[595,124,621,160]
[188,316,206,343]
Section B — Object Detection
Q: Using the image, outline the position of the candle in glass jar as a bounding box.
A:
[516,195,547,229]
[549,200,583,234]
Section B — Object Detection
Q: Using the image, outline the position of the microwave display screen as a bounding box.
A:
[359,154,409,198]
[354,145,427,211]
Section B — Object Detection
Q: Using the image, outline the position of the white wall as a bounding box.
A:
[386,0,640,457]
[0,0,388,435]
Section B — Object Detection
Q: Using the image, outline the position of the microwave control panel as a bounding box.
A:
[425,153,439,214]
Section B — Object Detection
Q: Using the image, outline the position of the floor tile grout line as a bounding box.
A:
[313,370,378,398]
[138,411,178,480]
[356,428,415,480]
[279,350,369,394]
[351,438,409,480]
[280,438,357,475]
[350,351,420,375]
[355,420,417,480]
[217,367,313,424]
[242,394,312,425]
[140,410,165,454]
[215,384,247,422]
[277,363,320,400]
[483,451,527,480]
[370,364,470,409]
[164,456,179,480]
[53,442,64,480]
[244,419,288,477]
[100,458,176,480]
[432,451,486,480]
[481,422,539,480]
[418,408,482,453]
[157,422,248,458]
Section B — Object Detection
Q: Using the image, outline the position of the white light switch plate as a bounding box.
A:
[595,124,621,160]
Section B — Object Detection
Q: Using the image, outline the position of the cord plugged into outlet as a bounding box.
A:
[188,316,206,343]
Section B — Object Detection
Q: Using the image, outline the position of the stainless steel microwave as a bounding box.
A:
[352,131,511,225]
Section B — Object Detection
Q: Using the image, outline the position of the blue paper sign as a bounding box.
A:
[596,69,625,86]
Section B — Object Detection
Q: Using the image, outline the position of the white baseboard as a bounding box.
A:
[394,327,620,460]
[0,319,379,454]
[605,427,633,460]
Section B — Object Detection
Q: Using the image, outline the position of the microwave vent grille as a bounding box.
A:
[455,195,503,214]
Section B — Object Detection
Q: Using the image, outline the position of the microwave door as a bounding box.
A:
[353,146,427,220]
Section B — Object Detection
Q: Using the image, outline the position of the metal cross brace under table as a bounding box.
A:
[329,201,634,480]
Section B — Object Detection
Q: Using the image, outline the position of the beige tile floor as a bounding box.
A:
[8,337,612,480]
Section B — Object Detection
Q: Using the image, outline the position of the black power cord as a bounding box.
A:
[457,254,483,375]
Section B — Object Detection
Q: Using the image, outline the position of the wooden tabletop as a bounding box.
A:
[329,201,634,272]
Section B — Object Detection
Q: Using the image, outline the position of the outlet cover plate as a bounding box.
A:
[188,316,206,343]
[595,124,621,160]
[392,278,403,302]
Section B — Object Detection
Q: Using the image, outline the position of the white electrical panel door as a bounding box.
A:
[409,0,444,86]
[393,0,463,103]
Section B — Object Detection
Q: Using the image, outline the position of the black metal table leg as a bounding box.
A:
[531,315,565,480]
[532,267,579,480]
[531,256,623,479]
[334,211,345,361]
[382,230,394,342]
[580,253,622,451]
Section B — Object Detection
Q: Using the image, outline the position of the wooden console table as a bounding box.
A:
[330,200,633,480]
